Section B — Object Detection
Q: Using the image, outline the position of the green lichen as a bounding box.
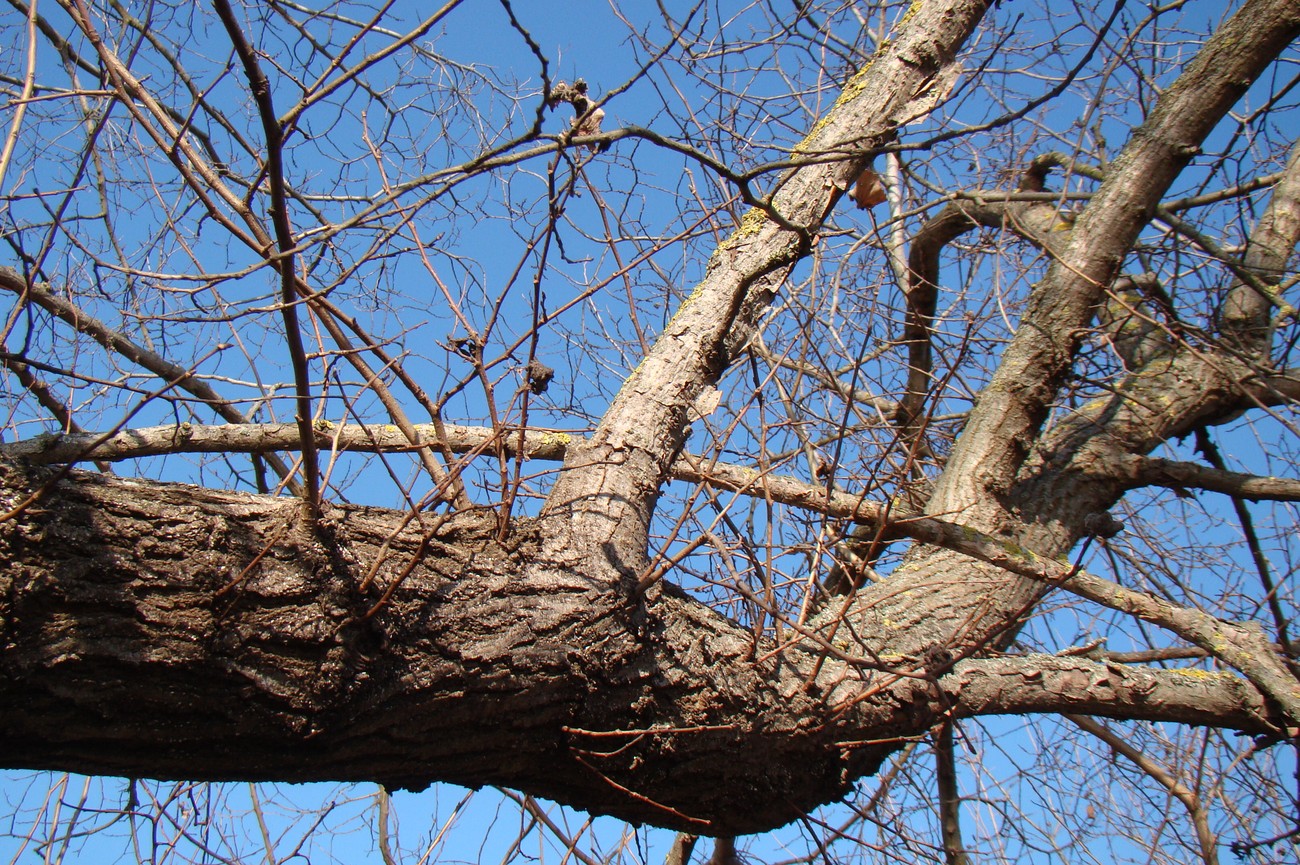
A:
[1080,397,1111,415]
[1262,283,1299,323]
[1004,541,1038,563]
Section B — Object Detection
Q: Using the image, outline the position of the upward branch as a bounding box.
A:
[535,0,993,590]
[927,0,1300,523]
[213,0,321,520]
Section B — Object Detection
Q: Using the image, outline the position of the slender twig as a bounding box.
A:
[213,0,321,520]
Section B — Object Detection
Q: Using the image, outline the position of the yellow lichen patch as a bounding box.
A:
[539,431,572,448]
[1170,667,1220,680]
[1080,397,1112,415]
[794,55,880,154]
[731,206,769,240]
[704,207,773,269]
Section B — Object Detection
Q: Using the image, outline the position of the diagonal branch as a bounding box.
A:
[534,0,994,592]
[925,0,1300,522]
[1066,714,1220,865]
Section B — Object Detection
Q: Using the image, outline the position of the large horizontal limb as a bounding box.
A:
[0,459,1283,835]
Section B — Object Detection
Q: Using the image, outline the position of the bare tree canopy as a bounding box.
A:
[1,0,1299,861]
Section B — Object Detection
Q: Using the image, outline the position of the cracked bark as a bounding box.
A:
[2,0,1299,839]
[0,461,1279,835]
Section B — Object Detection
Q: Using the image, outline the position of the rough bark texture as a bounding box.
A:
[0,460,1280,834]
[534,0,990,595]
[834,0,1300,665]
[1,0,1299,840]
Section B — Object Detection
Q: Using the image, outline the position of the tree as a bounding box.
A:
[1,0,1298,862]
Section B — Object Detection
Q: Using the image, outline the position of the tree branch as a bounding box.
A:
[1065,714,1220,865]
[948,656,1276,732]
[925,0,1300,522]
[212,0,320,519]
[0,266,302,494]
[1123,454,1300,502]
[532,0,995,593]
[0,460,1282,836]
[934,721,969,865]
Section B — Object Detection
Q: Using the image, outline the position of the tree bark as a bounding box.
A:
[0,461,1280,835]
[2,0,1298,840]
[834,0,1300,662]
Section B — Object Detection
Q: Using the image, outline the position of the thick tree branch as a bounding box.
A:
[1122,454,1300,502]
[927,0,1300,522]
[830,0,1300,685]
[948,656,1275,732]
[919,521,1300,725]
[0,460,1282,837]
[534,0,994,594]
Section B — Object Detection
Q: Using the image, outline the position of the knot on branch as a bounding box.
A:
[1083,511,1125,539]
[526,360,554,395]
[1097,273,1175,370]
